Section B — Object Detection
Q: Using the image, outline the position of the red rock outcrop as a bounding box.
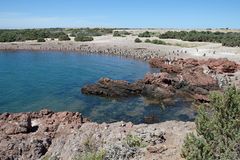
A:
[81,78,143,97]
[0,110,196,160]
[181,67,218,89]
[81,72,182,100]
[81,58,239,103]
[149,58,182,73]
[150,57,239,74]
[148,57,240,102]
[193,94,210,103]
[204,58,239,73]
[141,72,184,99]
[0,109,88,160]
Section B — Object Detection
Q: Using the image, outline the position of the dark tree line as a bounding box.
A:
[0,28,113,42]
[0,29,68,42]
[159,30,240,47]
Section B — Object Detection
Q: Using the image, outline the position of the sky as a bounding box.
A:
[0,0,239,29]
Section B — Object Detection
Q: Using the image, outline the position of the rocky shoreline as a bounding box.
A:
[0,110,195,160]
[2,40,240,102]
[81,57,240,103]
[1,40,240,159]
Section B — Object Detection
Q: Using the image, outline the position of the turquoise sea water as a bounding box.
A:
[0,51,196,123]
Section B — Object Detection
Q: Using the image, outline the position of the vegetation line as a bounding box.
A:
[159,30,240,47]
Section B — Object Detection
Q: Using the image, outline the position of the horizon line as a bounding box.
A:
[0,27,239,30]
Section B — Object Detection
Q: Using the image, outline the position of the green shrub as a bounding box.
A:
[151,39,166,45]
[145,39,151,43]
[42,155,58,160]
[37,38,45,42]
[121,30,131,35]
[58,34,70,41]
[50,31,67,39]
[126,134,146,147]
[70,33,76,37]
[74,150,106,160]
[113,31,121,37]
[113,30,130,37]
[75,35,94,42]
[181,87,240,160]
[138,31,151,37]
[134,38,142,43]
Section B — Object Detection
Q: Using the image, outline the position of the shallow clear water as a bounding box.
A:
[0,51,196,123]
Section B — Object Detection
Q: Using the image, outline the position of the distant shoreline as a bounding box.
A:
[0,45,152,61]
[0,40,167,61]
[1,34,240,62]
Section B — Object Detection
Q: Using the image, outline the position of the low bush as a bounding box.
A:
[74,35,94,42]
[70,33,76,37]
[138,31,151,37]
[151,39,166,45]
[37,38,45,42]
[58,34,70,41]
[145,39,151,43]
[181,87,240,159]
[126,134,146,147]
[134,38,142,43]
[113,30,131,37]
[74,150,106,160]
[113,31,121,37]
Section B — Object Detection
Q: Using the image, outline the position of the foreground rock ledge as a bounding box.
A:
[0,109,195,160]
